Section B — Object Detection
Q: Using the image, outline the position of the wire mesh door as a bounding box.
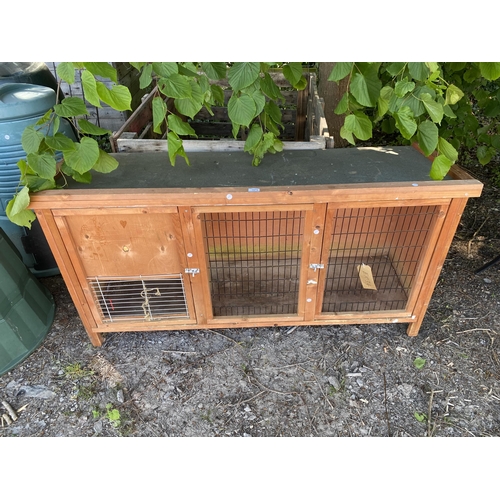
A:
[320,204,440,314]
[199,209,306,317]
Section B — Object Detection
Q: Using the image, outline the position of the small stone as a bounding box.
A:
[117,389,124,403]
[94,421,103,434]
[328,376,342,391]
[14,385,57,400]
[483,278,492,284]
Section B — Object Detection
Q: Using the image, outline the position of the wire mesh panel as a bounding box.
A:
[200,210,306,316]
[88,275,189,322]
[322,205,439,313]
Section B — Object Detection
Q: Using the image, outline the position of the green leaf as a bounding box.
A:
[227,63,260,93]
[264,100,282,125]
[272,138,283,152]
[445,84,464,106]
[152,62,178,78]
[83,62,117,83]
[54,97,88,117]
[27,152,57,179]
[23,175,56,192]
[35,109,53,126]
[228,93,257,127]
[167,114,197,137]
[56,62,75,84]
[251,89,266,117]
[282,62,303,86]
[7,186,30,216]
[167,131,190,166]
[160,74,193,99]
[477,145,496,166]
[244,124,263,152]
[174,79,204,119]
[350,66,382,107]
[420,93,444,123]
[414,412,427,422]
[430,155,454,180]
[417,121,438,156]
[22,125,44,154]
[294,75,308,91]
[443,104,456,119]
[437,137,458,163]
[6,187,36,228]
[339,125,355,145]
[394,106,417,140]
[81,70,101,107]
[261,111,280,136]
[96,82,132,111]
[377,86,393,119]
[408,62,430,80]
[44,133,77,152]
[201,62,227,80]
[129,62,145,71]
[251,132,275,166]
[483,99,500,117]
[152,96,167,134]
[334,92,349,115]
[491,135,500,149]
[72,170,92,183]
[77,119,110,136]
[328,62,353,82]
[479,62,500,81]
[413,357,426,369]
[92,149,119,173]
[260,72,284,102]
[139,63,153,89]
[395,78,415,98]
[385,62,406,77]
[343,111,372,140]
[63,137,100,174]
[53,116,60,135]
[210,84,225,106]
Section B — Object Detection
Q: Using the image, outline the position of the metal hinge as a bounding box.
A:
[185,268,200,277]
[309,263,325,272]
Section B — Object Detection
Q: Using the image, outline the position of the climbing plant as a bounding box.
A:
[327,62,500,179]
[6,61,500,229]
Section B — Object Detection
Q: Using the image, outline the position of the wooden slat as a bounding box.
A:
[179,206,211,324]
[115,136,326,153]
[35,210,103,346]
[406,197,469,336]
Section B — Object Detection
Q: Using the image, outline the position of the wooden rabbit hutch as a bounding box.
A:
[29,145,482,347]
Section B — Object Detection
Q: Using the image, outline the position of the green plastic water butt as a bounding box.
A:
[0,227,55,376]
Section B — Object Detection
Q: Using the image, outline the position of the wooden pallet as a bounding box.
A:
[110,73,332,153]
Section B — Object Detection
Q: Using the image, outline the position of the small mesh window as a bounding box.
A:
[88,275,189,322]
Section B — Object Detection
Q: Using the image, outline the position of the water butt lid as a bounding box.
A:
[0,83,56,121]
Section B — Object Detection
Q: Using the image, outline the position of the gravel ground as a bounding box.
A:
[1,159,499,440]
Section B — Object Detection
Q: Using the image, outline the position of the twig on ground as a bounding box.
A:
[162,350,198,355]
[249,376,298,396]
[382,373,392,437]
[468,216,489,257]
[455,328,498,334]
[1,401,18,422]
[299,367,335,411]
[206,329,243,347]
[230,390,268,407]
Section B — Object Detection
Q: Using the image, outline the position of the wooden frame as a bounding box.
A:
[30,146,482,346]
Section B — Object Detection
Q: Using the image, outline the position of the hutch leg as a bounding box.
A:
[407,318,423,337]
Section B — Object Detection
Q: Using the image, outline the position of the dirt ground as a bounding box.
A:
[1,156,499,439]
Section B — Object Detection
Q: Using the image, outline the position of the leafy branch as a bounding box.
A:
[328,62,500,179]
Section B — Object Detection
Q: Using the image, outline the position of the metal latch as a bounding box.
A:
[185,268,200,277]
[309,263,324,272]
